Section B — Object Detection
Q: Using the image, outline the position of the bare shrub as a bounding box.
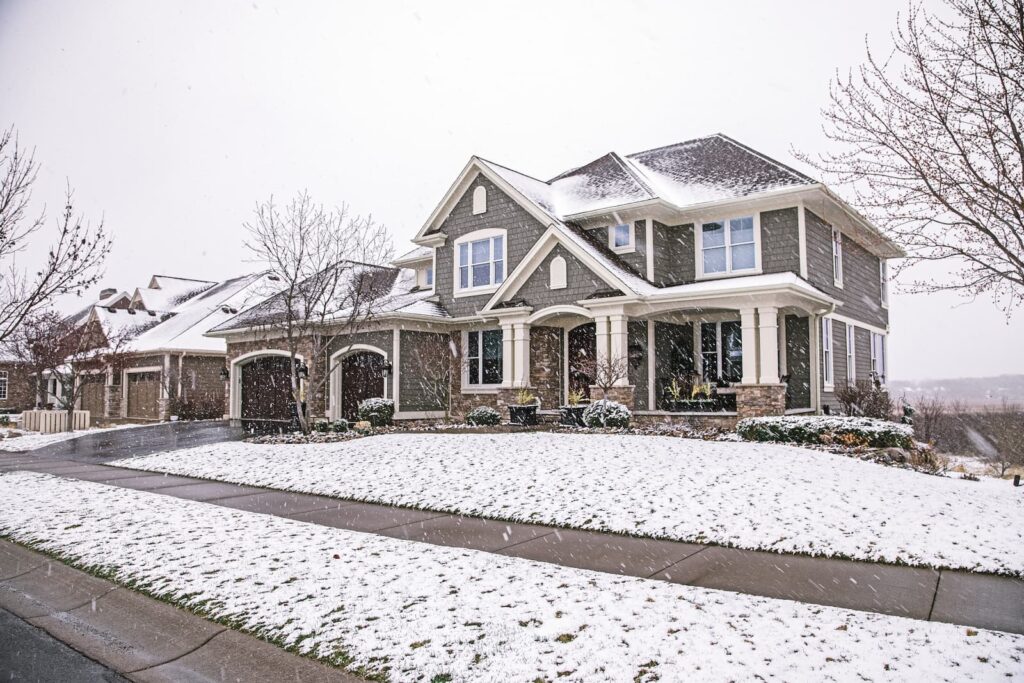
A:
[834,375,894,420]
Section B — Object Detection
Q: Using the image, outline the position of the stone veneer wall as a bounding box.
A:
[734,384,787,418]
[589,385,636,410]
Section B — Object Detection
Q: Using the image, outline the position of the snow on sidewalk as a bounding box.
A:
[0,471,1019,682]
[112,433,1024,576]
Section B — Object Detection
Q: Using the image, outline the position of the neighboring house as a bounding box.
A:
[73,273,272,422]
[211,134,901,426]
[0,351,33,414]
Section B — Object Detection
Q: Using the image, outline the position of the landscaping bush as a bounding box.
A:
[466,406,500,426]
[332,419,349,433]
[834,375,893,419]
[582,399,631,429]
[312,420,330,433]
[736,415,914,449]
[357,398,394,427]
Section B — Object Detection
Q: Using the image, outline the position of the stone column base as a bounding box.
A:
[734,384,787,418]
[589,385,636,411]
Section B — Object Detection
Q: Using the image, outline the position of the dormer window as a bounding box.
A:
[425,265,434,287]
[454,229,506,295]
[472,185,487,215]
[609,223,634,253]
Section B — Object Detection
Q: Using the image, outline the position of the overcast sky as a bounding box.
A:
[1,0,1021,380]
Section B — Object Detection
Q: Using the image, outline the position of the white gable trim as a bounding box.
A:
[413,157,557,243]
[481,226,633,311]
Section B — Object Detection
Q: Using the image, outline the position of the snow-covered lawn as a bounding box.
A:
[0,423,147,452]
[0,472,1019,682]
[112,433,1024,576]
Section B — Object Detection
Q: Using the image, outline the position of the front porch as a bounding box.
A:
[463,285,831,423]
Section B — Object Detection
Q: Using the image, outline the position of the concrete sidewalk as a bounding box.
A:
[5,455,1022,636]
[0,540,362,682]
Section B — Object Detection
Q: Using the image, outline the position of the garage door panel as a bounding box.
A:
[127,371,160,420]
[240,357,293,423]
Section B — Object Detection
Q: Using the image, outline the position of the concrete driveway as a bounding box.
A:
[27,420,246,464]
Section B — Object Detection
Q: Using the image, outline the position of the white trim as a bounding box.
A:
[395,410,448,420]
[122,365,163,420]
[778,312,788,376]
[646,320,656,410]
[0,369,7,401]
[483,226,633,310]
[525,305,591,325]
[821,316,835,391]
[645,218,654,281]
[461,329,506,391]
[392,329,401,412]
[797,202,808,279]
[809,313,821,411]
[694,213,762,280]
[328,343,389,420]
[828,312,888,336]
[879,259,889,308]
[831,227,844,288]
[453,227,507,298]
[846,323,856,384]
[608,222,635,254]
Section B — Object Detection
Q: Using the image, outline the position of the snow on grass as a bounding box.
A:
[112,433,1024,576]
[0,423,148,452]
[0,471,1019,682]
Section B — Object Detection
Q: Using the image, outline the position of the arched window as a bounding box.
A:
[550,255,567,290]
[472,185,487,215]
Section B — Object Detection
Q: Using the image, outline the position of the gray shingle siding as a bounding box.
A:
[513,245,616,308]
[432,174,548,318]
[652,222,693,286]
[760,208,801,275]
[806,210,888,328]
[398,330,450,412]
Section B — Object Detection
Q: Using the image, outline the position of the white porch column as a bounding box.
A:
[757,306,780,384]
[512,322,531,388]
[594,315,610,369]
[740,307,759,385]
[501,323,515,388]
[608,313,629,386]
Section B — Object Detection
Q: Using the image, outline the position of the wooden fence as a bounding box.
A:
[20,410,91,434]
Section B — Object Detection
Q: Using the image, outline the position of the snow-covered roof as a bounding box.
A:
[132,275,216,313]
[209,263,448,333]
[91,306,165,342]
[391,246,433,267]
[477,134,813,221]
[125,272,272,353]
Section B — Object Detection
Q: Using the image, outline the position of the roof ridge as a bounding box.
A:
[625,133,720,159]
[151,274,218,284]
[711,133,815,183]
[475,156,552,187]
[608,151,656,197]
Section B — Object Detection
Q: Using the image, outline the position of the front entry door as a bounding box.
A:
[341,352,385,420]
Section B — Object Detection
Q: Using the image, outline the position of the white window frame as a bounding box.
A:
[608,222,635,254]
[879,260,889,308]
[0,370,7,400]
[472,185,487,215]
[699,320,743,383]
[832,228,844,288]
[846,324,856,383]
[462,329,504,389]
[453,228,507,297]
[695,214,762,280]
[821,317,834,390]
[870,332,887,382]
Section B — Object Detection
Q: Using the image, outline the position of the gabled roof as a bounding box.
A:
[132,275,217,313]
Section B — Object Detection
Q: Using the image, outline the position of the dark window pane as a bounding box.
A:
[481,330,503,384]
[471,239,490,265]
[722,321,743,382]
[701,323,718,352]
[702,222,725,247]
[468,331,479,359]
[459,265,469,289]
[472,263,490,287]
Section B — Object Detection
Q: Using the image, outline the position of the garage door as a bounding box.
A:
[240,356,293,424]
[126,371,161,420]
[80,376,105,421]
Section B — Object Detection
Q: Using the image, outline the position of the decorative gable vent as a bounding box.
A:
[472,185,487,215]
[550,255,567,290]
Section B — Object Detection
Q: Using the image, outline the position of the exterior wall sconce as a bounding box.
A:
[382,361,394,378]
[297,362,310,380]
[219,366,230,381]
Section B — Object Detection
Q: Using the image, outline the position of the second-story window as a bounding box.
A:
[832,228,844,287]
[701,216,755,276]
[879,260,888,306]
[456,231,505,292]
[609,223,634,253]
[821,317,834,388]
[425,265,434,287]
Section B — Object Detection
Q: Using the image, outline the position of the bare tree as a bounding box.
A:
[0,128,112,341]
[589,355,630,398]
[912,394,948,444]
[799,0,1024,314]
[243,192,393,432]
[13,311,130,431]
[982,398,1024,476]
[406,333,458,421]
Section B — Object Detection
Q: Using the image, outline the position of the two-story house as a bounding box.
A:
[213,134,901,427]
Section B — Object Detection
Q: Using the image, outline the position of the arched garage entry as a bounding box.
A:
[230,350,301,428]
[330,344,388,421]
